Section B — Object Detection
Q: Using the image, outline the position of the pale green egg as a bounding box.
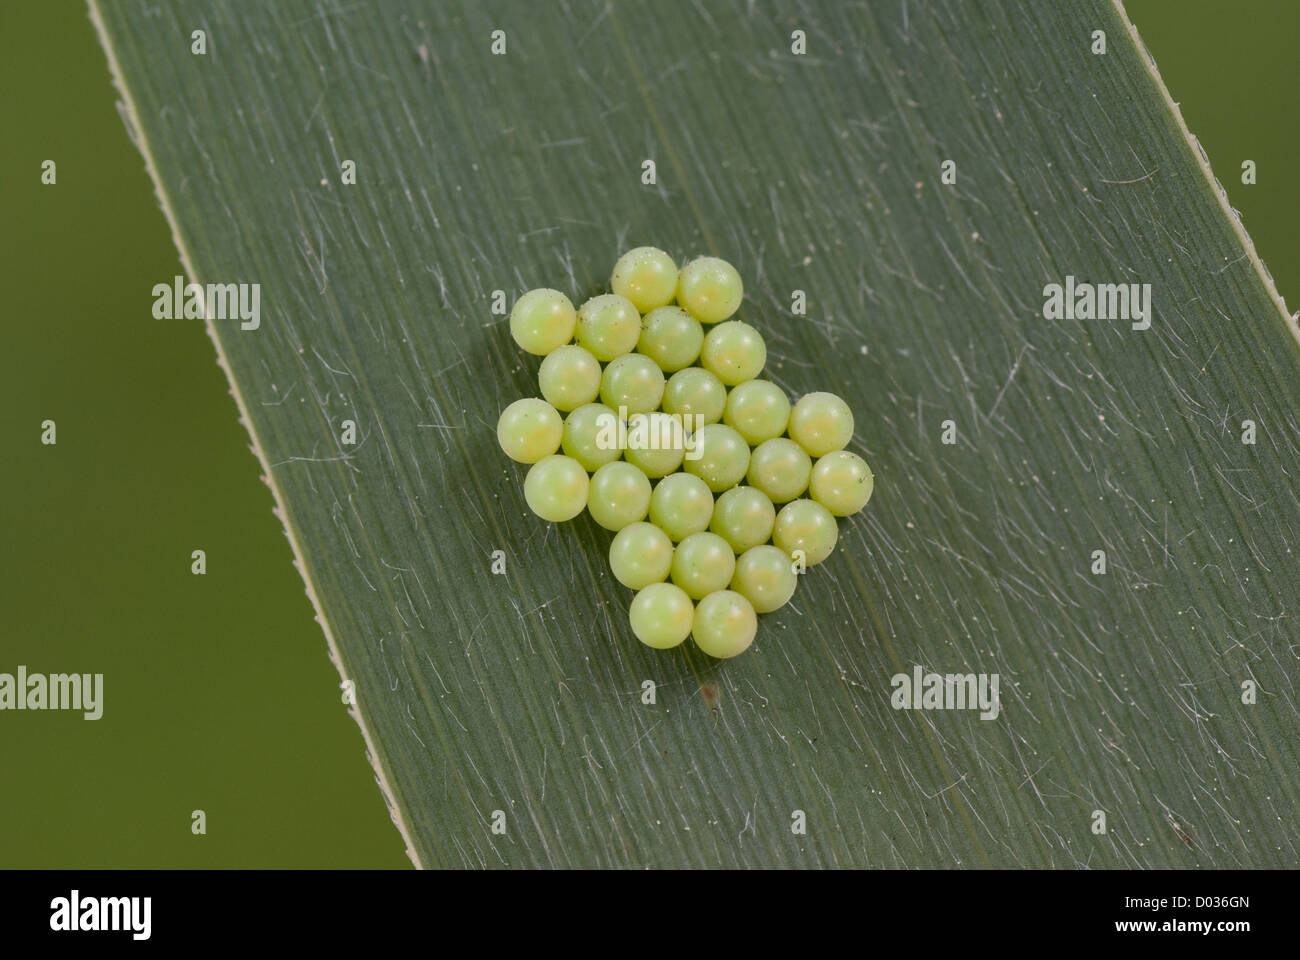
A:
[523,455,589,523]
[648,472,714,542]
[600,353,665,415]
[576,294,642,361]
[809,450,874,517]
[497,397,562,464]
[676,256,743,324]
[701,320,766,386]
[661,367,727,426]
[609,521,674,590]
[746,437,811,503]
[731,544,797,614]
[561,402,622,471]
[670,531,737,600]
[709,486,776,553]
[684,423,751,493]
[509,288,577,356]
[587,461,652,531]
[637,306,704,372]
[624,412,686,478]
[723,379,790,444]
[538,344,601,412]
[691,589,757,659]
[629,582,694,650]
[788,391,854,457]
[772,498,838,566]
[611,246,679,313]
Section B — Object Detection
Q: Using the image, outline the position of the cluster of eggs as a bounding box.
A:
[496,247,873,659]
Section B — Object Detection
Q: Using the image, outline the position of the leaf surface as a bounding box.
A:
[92,0,1300,867]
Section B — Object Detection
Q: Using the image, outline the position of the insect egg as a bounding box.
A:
[576,294,642,361]
[611,246,680,313]
[500,248,873,661]
[809,450,874,517]
[587,461,652,531]
[709,486,776,554]
[746,437,812,504]
[538,344,601,412]
[670,531,737,600]
[509,288,577,356]
[497,397,563,464]
[676,256,744,324]
[609,521,674,590]
[629,582,695,649]
[684,423,751,493]
[661,367,728,426]
[772,499,838,566]
[637,306,705,372]
[624,412,686,478]
[731,544,798,614]
[561,402,623,471]
[691,590,757,659]
[788,391,854,457]
[701,320,767,386]
[723,379,790,445]
[600,353,666,415]
[648,472,714,542]
[523,455,590,523]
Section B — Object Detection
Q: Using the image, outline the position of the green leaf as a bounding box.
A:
[91,0,1300,867]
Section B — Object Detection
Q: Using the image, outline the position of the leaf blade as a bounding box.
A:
[93,0,1300,868]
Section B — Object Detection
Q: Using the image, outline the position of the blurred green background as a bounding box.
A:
[0,1,1294,868]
